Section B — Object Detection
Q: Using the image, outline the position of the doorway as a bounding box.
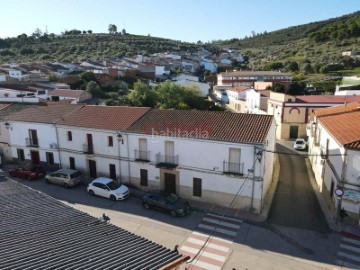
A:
[109,164,116,180]
[88,160,97,178]
[164,173,176,194]
[289,125,299,139]
[30,150,40,165]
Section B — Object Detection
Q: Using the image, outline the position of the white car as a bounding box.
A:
[294,138,307,150]
[87,177,130,201]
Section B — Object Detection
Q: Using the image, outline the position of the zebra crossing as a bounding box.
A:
[335,231,360,270]
[180,213,242,270]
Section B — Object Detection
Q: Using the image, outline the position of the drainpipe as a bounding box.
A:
[54,124,62,169]
[250,146,256,212]
[336,149,348,222]
[126,133,131,186]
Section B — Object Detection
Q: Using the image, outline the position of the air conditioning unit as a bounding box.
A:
[50,143,58,149]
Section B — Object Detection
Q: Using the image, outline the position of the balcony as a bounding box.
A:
[223,161,244,176]
[155,153,178,169]
[25,138,39,147]
[83,144,94,155]
[135,150,150,162]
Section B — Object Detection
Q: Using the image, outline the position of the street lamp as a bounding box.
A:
[117,133,124,144]
[4,121,10,130]
[256,150,263,162]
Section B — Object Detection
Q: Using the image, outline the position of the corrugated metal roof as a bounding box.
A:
[0,179,182,269]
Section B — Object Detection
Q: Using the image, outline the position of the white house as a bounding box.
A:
[200,59,217,73]
[246,89,270,115]
[48,89,92,104]
[55,106,150,180]
[226,86,251,113]
[174,80,210,97]
[126,109,276,213]
[8,70,22,79]
[7,103,82,169]
[0,73,6,82]
[173,73,199,82]
[308,102,360,221]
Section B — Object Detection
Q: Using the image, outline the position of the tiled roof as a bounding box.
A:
[127,109,273,144]
[50,89,84,98]
[318,108,360,150]
[315,102,360,117]
[295,95,360,104]
[0,103,34,120]
[57,105,150,131]
[229,86,250,92]
[0,179,184,269]
[8,103,82,124]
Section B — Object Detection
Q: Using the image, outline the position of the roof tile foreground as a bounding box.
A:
[57,105,151,131]
[128,109,274,144]
[316,104,360,150]
[0,179,184,270]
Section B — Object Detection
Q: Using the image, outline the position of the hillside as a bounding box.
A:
[216,11,360,75]
[0,33,201,63]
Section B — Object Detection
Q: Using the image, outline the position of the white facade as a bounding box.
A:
[174,80,210,97]
[155,65,166,76]
[308,119,360,217]
[56,125,127,180]
[246,89,268,114]
[174,74,199,82]
[200,59,217,73]
[8,70,22,79]
[8,121,60,168]
[0,74,6,82]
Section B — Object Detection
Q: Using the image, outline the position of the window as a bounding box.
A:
[17,149,25,162]
[67,131,72,141]
[193,178,202,197]
[108,136,113,147]
[140,169,148,186]
[69,157,75,170]
[46,152,54,165]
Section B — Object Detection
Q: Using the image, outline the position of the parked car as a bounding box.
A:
[45,169,83,188]
[87,177,130,201]
[294,138,307,150]
[9,165,46,181]
[142,191,190,217]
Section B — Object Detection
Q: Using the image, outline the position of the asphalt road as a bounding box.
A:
[268,141,330,233]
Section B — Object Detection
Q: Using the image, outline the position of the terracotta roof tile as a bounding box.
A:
[8,103,82,124]
[296,96,360,104]
[318,109,360,150]
[127,109,273,143]
[315,102,360,117]
[57,105,150,130]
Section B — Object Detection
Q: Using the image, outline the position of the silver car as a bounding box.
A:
[45,169,83,188]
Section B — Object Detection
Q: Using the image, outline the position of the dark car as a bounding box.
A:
[9,165,46,181]
[142,191,190,217]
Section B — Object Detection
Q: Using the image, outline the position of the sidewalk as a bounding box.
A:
[305,158,360,237]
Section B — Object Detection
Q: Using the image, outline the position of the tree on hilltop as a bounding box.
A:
[108,24,117,34]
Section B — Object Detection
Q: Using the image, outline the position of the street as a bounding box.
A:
[3,143,349,270]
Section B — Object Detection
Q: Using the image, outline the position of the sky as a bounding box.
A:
[1,0,360,43]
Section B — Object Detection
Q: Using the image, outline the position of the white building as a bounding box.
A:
[7,103,81,169]
[0,73,6,82]
[246,89,270,114]
[8,70,22,79]
[48,89,92,104]
[308,102,360,220]
[200,59,217,73]
[126,109,276,213]
[55,106,150,180]
[174,80,210,97]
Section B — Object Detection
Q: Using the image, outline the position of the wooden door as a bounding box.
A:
[88,160,97,178]
[289,126,299,139]
[164,173,176,194]
[109,164,116,180]
[30,150,40,165]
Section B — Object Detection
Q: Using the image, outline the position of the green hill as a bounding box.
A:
[0,33,200,63]
[216,11,360,75]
